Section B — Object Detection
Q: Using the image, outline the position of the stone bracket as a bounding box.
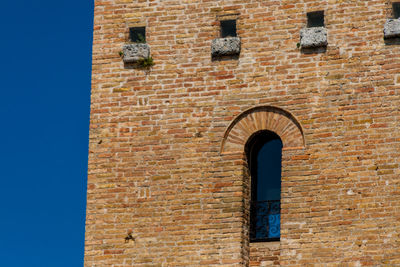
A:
[211,37,241,58]
[122,43,150,63]
[384,19,400,39]
[300,27,327,49]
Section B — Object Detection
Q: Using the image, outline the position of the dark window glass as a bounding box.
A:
[307,11,324,27]
[220,20,237,37]
[129,27,146,43]
[393,3,400,19]
[247,131,282,242]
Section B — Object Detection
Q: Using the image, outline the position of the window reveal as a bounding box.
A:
[246,130,282,242]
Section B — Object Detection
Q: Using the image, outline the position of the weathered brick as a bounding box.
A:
[85,0,400,266]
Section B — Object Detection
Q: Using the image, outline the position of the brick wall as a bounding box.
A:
[85,0,400,266]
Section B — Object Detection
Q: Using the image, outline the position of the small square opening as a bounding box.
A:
[307,11,324,27]
[129,27,146,43]
[220,20,237,38]
[393,2,400,19]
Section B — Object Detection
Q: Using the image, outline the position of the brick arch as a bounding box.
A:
[220,106,305,154]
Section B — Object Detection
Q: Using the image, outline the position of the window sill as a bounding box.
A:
[250,240,280,249]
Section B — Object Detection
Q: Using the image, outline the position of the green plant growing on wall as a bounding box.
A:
[137,56,154,68]
[136,33,146,44]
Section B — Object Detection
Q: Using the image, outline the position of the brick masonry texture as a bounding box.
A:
[85,0,400,266]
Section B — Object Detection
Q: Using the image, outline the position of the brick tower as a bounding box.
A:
[85,0,400,266]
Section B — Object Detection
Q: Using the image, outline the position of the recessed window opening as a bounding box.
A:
[307,11,325,27]
[393,2,400,19]
[220,20,237,37]
[246,130,282,242]
[129,27,146,43]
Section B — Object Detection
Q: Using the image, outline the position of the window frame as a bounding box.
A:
[246,130,282,242]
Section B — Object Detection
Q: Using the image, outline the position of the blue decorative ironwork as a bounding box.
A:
[250,200,280,241]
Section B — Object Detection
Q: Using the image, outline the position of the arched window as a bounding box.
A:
[246,130,282,242]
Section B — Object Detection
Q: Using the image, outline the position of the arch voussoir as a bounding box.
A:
[220,106,305,154]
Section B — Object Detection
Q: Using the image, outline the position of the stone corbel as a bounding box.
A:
[384,19,400,39]
[122,43,150,63]
[211,37,241,58]
[300,27,328,49]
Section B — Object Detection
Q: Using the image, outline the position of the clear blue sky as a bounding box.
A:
[0,1,93,266]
